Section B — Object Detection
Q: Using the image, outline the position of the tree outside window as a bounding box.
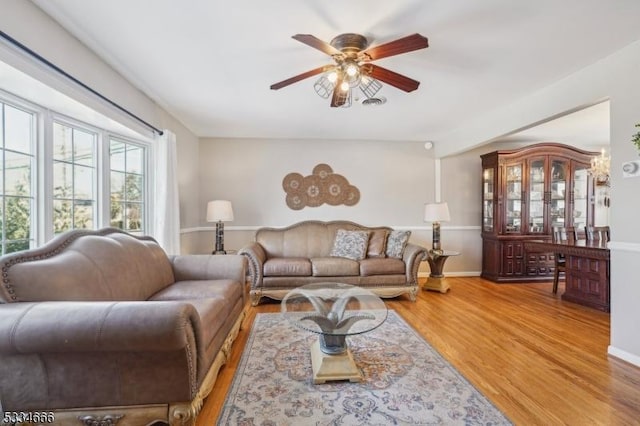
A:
[110,139,145,235]
[1,103,35,255]
[52,122,96,234]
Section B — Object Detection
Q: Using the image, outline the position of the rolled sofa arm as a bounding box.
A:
[0,301,201,354]
[403,243,429,285]
[169,254,247,284]
[238,242,266,289]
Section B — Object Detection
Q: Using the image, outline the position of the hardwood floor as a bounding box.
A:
[196,277,640,425]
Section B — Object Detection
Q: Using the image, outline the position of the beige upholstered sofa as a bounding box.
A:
[240,220,428,305]
[0,228,247,426]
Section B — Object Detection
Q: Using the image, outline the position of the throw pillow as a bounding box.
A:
[385,230,411,258]
[367,229,389,258]
[330,229,370,261]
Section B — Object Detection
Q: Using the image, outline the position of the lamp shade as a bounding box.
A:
[424,202,450,222]
[206,200,234,222]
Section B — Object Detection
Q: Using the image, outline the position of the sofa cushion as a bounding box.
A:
[311,257,360,276]
[360,258,406,276]
[264,257,312,277]
[386,230,411,258]
[150,279,241,304]
[367,229,388,258]
[329,229,370,260]
[149,280,242,356]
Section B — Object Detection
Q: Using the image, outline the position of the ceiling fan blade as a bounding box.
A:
[292,34,342,56]
[270,66,328,90]
[362,33,428,61]
[367,64,420,92]
[330,75,347,107]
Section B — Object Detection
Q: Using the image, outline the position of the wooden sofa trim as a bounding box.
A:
[250,285,418,306]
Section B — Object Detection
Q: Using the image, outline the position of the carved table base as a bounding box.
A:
[310,339,362,384]
[423,251,460,293]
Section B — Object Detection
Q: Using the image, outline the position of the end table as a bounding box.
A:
[423,250,460,293]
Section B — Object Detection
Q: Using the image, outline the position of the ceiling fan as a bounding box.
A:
[270,33,429,107]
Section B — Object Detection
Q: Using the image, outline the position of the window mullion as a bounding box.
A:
[98,130,110,228]
[39,109,54,244]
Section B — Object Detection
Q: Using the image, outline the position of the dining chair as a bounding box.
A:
[585,226,611,242]
[551,226,575,294]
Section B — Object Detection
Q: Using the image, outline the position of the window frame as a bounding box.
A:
[0,91,39,255]
[0,88,153,251]
[107,134,151,235]
[50,114,101,236]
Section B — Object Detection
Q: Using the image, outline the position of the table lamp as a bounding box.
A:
[206,200,234,254]
[424,202,450,254]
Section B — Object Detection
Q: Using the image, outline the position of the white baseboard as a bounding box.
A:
[607,345,640,367]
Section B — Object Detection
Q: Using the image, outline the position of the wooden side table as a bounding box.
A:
[423,250,460,293]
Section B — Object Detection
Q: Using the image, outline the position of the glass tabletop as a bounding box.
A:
[281,282,388,337]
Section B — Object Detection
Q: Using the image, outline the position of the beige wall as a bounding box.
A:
[186,137,496,276]
[607,42,640,366]
[198,138,434,225]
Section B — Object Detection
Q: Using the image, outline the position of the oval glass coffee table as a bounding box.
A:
[281,282,388,384]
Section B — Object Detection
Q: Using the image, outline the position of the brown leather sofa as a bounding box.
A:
[0,228,247,426]
[240,220,428,305]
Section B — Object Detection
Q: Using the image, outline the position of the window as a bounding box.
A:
[0,92,151,254]
[110,138,146,235]
[0,102,35,255]
[52,121,97,234]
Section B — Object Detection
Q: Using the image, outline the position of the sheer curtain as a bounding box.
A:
[153,129,181,255]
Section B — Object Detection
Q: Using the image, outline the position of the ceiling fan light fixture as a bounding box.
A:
[359,76,382,99]
[313,75,335,99]
[341,60,362,88]
[340,81,350,92]
[340,88,353,108]
[327,70,338,83]
[345,61,359,77]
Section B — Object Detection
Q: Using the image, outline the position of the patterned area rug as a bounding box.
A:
[217,311,512,425]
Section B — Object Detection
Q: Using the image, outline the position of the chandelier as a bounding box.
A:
[588,148,610,186]
[313,61,383,108]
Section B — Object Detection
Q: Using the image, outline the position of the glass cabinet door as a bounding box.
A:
[549,159,568,228]
[528,159,545,233]
[482,168,494,232]
[505,163,522,233]
[573,165,589,230]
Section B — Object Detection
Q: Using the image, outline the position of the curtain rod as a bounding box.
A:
[0,30,163,136]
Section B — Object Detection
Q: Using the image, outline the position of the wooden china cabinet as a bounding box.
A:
[481,143,597,282]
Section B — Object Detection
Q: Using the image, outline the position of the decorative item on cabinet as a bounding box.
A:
[480,143,597,283]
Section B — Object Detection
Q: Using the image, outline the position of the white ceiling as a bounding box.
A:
[31,0,639,148]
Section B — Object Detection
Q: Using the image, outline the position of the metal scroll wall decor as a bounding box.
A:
[282,163,360,210]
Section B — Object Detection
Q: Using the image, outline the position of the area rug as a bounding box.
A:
[217,311,512,425]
